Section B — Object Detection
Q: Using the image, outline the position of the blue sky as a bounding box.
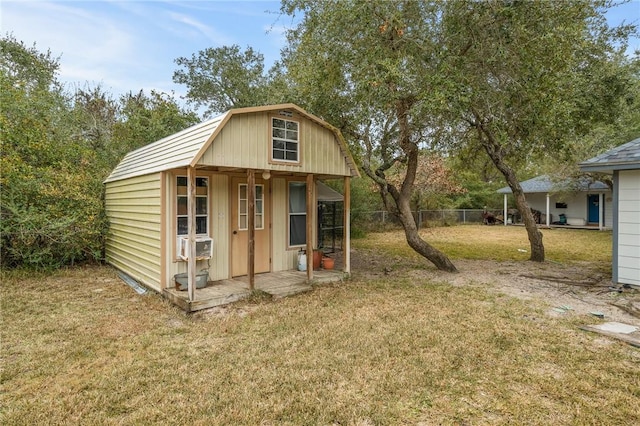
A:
[2,0,289,100]
[2,0,639,106]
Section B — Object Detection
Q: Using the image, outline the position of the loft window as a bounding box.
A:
[289,182,306,246]
[177,176,208,236]
[272,117,299,162]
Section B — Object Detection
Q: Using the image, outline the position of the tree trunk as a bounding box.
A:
[396,197,458,272]
[476,124,545,262]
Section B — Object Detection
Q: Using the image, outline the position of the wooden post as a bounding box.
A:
[187,166,196,302]
[247,169,255,291]
[343,176,351,275]
[306,174,314,282]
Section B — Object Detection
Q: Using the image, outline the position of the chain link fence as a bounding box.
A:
[353,209,487,230]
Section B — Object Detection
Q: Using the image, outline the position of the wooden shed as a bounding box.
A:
[104,104,360,310]
[580,138,640,288]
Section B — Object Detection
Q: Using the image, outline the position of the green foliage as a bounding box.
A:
[1,35,197,269]
[173,45,271,116]
[1,36,108,268]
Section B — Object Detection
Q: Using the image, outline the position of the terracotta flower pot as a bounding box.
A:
[322,256,334,270]
[313,249,322,270]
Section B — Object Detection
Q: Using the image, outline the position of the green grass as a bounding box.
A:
[2,227,637,425]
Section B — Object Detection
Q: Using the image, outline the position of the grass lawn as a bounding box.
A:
[2,226,638,424]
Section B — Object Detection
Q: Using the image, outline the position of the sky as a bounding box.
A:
[2,0,640,108]
[1,0,289,101]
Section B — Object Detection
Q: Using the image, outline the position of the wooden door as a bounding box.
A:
[231,177,271,276]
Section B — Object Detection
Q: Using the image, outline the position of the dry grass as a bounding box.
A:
[354,224,613,264]
[2,227,638,425]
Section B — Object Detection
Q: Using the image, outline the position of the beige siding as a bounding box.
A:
[271,177,318,272]
[105,173,162,291]
[271,178,290,271]
[198,111,353,177]
[617,170,640,286]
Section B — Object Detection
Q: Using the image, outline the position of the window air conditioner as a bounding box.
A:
[178,237,213,260]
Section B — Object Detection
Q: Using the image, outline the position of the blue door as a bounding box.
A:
[587,194,600,223]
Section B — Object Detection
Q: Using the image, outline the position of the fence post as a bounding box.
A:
[463,209,466,224]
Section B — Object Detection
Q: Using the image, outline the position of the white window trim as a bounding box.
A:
[271,117,300,163]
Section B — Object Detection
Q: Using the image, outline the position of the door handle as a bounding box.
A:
[233,230,238,235]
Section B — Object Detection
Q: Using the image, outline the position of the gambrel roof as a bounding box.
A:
[105,104,359,183]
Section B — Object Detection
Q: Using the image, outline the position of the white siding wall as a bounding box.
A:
[617,170,640,286]
[105,173,162,291]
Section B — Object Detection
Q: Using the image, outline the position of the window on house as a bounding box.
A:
[272,117,299,162]
[238,184,264,230]
[177,176,208,236]
[289,182,306,246]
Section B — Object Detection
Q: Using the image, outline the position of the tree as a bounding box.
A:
[1,35,108,268]
[383,153,466,211]
[112,90,199,166]
[439,0,638,261]
[281,0,458,271]
[173,45,270,116]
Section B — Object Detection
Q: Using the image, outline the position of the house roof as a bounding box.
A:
[104,104,359,183]
[579,137,640,173]
[497,175,609,194]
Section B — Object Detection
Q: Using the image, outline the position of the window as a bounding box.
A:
[272,117,299,162]
[238,184,264,230]
[177,176,208,236]
[289,182,306,246]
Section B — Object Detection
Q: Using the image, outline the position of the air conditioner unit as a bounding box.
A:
[178,237,213,260]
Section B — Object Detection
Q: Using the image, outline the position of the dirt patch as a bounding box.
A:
[349,247,640,327]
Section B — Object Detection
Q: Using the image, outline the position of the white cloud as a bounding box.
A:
[166,11,233,46]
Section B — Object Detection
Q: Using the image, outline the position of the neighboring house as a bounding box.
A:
[580,138,640,288]
[104,104,359,304]
[497,175,612,229]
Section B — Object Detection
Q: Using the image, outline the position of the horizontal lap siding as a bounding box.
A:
[105,173,162,291]
[617,170,640,286]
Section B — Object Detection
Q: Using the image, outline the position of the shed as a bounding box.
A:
[497,175,612,229]
[104,104,360,309]
[580,138,640,288]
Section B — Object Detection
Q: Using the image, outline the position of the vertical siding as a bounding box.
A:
[617,170,640,285]
[210,174,230,280]
[271,178,291,271]
[105,173,162,291]
[197,111,352,176]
